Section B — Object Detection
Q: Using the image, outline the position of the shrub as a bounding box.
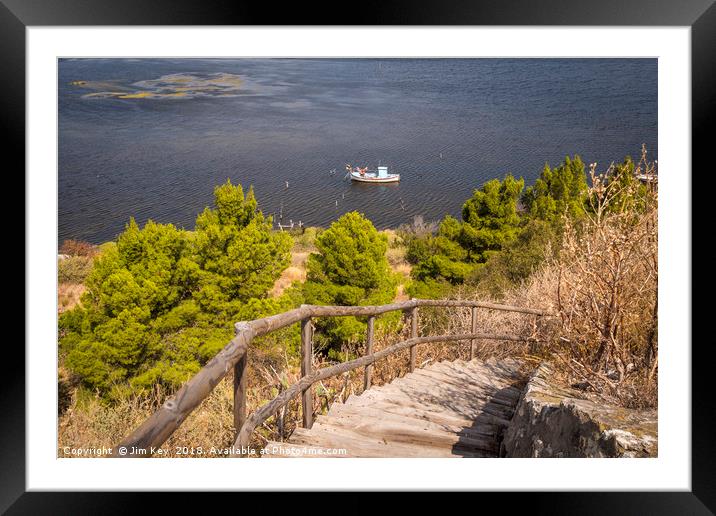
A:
[459,174,524,262]
[521,155,589,222]
[58,256,94,284]
[60,239,99,257]
[557,156,657,382]
[192,180,293,324]
[405,276,453,300]
[60,181,292,398]
[397,215,438,246]
[303,212,397,352]
[467,218,559,298]
[406,174,524,290]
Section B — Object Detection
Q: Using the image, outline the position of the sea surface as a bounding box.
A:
[58,58,657,244]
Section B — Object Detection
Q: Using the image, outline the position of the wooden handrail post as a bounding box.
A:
[301,318,314,429]
[233,323,249,439]
[530,314,539,354]
[409,306,418,372]
[364,316,375,390]
[470,307,478,360]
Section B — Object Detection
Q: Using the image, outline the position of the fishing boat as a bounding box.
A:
[346,164,400,183]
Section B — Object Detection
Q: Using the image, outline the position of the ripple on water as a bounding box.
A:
[58,58,657,243]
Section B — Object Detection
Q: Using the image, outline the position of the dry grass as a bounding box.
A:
[384,230,412,301]
[58,346,295,458]
[395,283,409,302]
[270,251,309,297]
[59,379,236,457]
[547,156,658,408]
[270,229,412,300]
[58,283,86,313]
[464,150,659,408]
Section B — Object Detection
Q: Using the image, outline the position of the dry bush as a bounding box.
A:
[59,380,236,457]
[404,148,659,409]
[399,290,557,383]
[397,214,439,239]
[59,346,297,457]
[58,256,94,284]
[551,154,658,407]
[58,283,86,313]
[502,150,659,408]
[60,239,99,257]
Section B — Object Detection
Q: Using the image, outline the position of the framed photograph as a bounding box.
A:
[10,0,711,510]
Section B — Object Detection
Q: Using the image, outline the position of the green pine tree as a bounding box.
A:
[521,155,588,222]
[459,174,524,262]
[303,212,397,354]
[60,180,292,398]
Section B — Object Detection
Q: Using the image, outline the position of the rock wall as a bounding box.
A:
[502,363,657,458]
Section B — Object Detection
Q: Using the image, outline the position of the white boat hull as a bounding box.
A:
[350,172,400,183]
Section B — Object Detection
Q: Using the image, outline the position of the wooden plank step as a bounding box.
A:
[430,362,523,397]
[409,369,521,408]
[466,358,529,381]
[287,425,491,458]
[316,410,499,454]
[425,369,523,401]
[432,364,526,398]
[389,375,517,419]
[411,366,521,397]
[395,374,511,410]
[434,360,526,390]
[323,404,499,443]
[378,380,493,418]
[327,402,499,439]
[343,392,505,429]
[352,382,507,423]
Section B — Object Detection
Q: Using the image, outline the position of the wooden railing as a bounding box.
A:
[114,299,550,457]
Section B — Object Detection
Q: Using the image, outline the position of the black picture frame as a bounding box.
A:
[7,0,711,512]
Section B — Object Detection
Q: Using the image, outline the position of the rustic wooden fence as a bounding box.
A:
[114,298,549,457]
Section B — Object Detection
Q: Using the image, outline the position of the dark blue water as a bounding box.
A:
[58,58,657,244]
